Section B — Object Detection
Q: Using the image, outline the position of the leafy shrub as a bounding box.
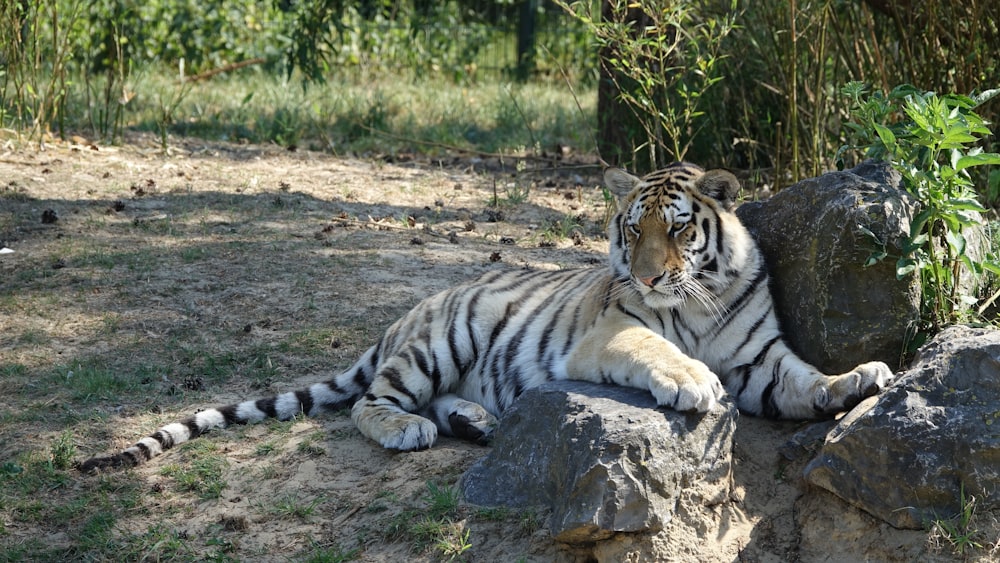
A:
[839,82,1000,333]
[558,0,736,169]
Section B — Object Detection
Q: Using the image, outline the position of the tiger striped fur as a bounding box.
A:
[79,162,894,473]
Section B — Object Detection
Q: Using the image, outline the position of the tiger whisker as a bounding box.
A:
[678,277,728,325]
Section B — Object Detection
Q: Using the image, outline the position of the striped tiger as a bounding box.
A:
[79,162,894,473]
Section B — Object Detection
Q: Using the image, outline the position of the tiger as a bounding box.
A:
[79,162,894,473]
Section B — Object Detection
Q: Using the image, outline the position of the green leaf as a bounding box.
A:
[873,123,896,149]
[856,224,879,241]
[888,84,922,101]
[0,462,23,475]
[896,258,917,278]
[864,251,887,267]
[982,260,1000,276]
[940,130,978,149]
[905,107,932,133]
[909,208,934,239]
[955,153,1000,172]
[944,197,987,212]
[970,89,1000,108]
[902,233,928,254]
[945,229,966,255]
[988,170,1000,201]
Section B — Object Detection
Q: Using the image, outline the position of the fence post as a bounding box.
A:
[516,0,538,81]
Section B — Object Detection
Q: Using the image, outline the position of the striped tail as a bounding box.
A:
[78,378,364,473]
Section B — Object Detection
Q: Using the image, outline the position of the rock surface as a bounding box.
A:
[736,161,921,373]
[803,325,1000,529]
[460,381,737,543]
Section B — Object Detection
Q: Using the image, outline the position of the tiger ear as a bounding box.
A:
[696,169,740,211]
[603,167,641,197]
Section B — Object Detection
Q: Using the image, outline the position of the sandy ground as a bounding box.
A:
[0,136,992,561]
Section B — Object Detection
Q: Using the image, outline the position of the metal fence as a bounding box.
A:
[345,0,595,79]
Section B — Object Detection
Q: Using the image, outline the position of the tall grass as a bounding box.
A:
[703,0,999,184]
[0,0,84,139]
[0,0,596,154]
[111,69,596,155]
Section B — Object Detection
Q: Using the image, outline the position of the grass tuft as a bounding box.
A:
[49,430,76,470]
[929,484,985,555]
[265,493,326,520]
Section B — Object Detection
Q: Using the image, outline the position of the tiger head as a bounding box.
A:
[604,162,745,309]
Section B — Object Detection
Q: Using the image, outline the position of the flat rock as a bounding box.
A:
[804,325,1000,529]
[460,381,737,543]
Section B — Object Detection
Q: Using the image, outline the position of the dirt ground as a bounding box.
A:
[0,136,992,561]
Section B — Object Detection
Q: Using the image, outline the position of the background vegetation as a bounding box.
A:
[2,0,997,179]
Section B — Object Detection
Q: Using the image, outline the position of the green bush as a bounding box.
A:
[559,0,736,169]
[840,83,1000,333]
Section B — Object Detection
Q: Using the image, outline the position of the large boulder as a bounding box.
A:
[803,325,1000,529]
[460,381,736,543]
[736,161,921,373]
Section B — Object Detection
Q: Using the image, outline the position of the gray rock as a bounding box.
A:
[803,325,1000,529]
[460,381,736,543]
[736,161,921,374]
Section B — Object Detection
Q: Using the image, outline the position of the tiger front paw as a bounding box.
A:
[379,414,438,451]
[354,404,439,451]
[650,360,725,413]
[815,361,894,414]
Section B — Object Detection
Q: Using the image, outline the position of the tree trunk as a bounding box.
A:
[595,1,662,173]
[597,1,642,170]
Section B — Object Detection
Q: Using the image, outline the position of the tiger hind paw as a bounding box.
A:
[815,361,894,413]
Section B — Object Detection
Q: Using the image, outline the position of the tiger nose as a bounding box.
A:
[639,274,663,287]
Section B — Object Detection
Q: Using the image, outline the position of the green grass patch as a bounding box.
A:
[473,506,514,521]
[49,430,76,470]
[2,450,72,496]
[296,431,328,457]
[277,329,337,355]
[38,68,596,156]
[254,442,278,457]
[64,361,136,402]
[74,511,118,553]
[263,493,325,520]
[116,524,194,561]
[14,329,50,346]
[297,543,362,563]
[0,363,28,378]
[423,480,461,520]
[376,481,469,556]
[160,442,229,500]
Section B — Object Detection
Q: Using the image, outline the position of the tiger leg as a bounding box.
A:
[566,325,725,412]
[351,354,439,451]
[422,394,498,445]
[728,340,894,419]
